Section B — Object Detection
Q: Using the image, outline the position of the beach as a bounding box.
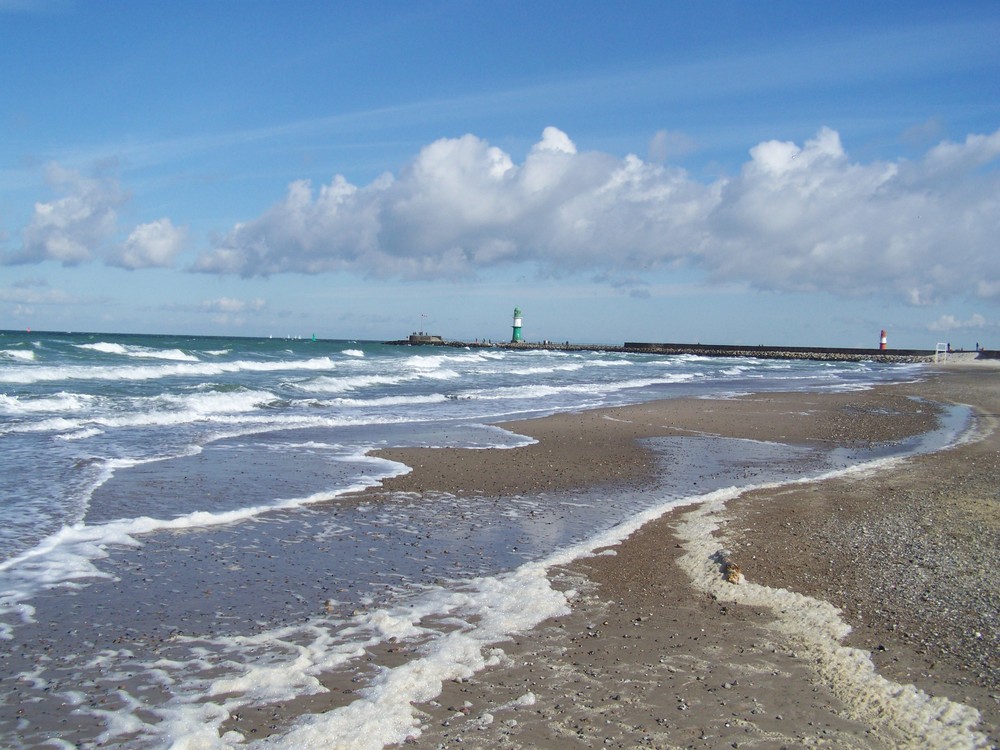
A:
[369,365,998,749]
[2,336,996,749]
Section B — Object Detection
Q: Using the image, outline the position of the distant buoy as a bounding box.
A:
[879,329,887,350]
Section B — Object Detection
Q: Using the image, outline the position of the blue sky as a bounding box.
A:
[2,1,999,348]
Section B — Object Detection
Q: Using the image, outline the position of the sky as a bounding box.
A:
[1,1,999,349]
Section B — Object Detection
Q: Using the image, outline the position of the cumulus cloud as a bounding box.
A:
[195,127,710,280]
[7,164,126,266]
[112,218,187,269]
[927,313,988,332]
[4,164,190,271]
[187,124,998,306]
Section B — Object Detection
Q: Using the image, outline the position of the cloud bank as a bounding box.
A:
[195,125,1000,305]
[6,126,999,309]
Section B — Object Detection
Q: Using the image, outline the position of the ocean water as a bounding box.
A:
[0,331,953,748]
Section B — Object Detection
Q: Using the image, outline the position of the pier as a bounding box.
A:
[384,337,951,363]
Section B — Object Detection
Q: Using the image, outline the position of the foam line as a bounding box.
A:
[674,461,988,748]
[244,403,980,749]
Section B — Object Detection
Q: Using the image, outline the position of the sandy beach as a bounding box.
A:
[361,365,999,749]
[58,362,994,749]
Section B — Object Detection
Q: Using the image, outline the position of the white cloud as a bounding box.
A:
[197,297,267,314]
[534,126,577,155]
[113,218,187,269]
[4,164,190,272]
[922,129,1000,176]
[184,124,1000,307]
[9,164,126,266]
[927,313,988,332]
[195,127,710,280]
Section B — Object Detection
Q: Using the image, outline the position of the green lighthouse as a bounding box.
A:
[511,307,523,343]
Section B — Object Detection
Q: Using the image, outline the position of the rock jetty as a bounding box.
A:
[385,337,941,363]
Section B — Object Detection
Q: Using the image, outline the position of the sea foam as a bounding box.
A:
[0,356,338,385]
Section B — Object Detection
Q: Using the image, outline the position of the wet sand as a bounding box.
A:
[7,359,997,749]
[375,367,998,749]
[216,365,999,748]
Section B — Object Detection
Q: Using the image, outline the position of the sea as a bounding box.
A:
[0,331,964,749]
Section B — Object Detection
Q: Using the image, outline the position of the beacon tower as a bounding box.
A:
[511,307,523,343]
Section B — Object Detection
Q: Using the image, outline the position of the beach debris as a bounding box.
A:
[713,550,745,584]
[724,561,743,584]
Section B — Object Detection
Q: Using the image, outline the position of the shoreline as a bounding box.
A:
[377,367,998,749]
[8,340,997,749]
[202,366,1000,749]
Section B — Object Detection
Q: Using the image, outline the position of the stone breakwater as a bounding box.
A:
[385,338,939,363]
[622,342,937,363]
